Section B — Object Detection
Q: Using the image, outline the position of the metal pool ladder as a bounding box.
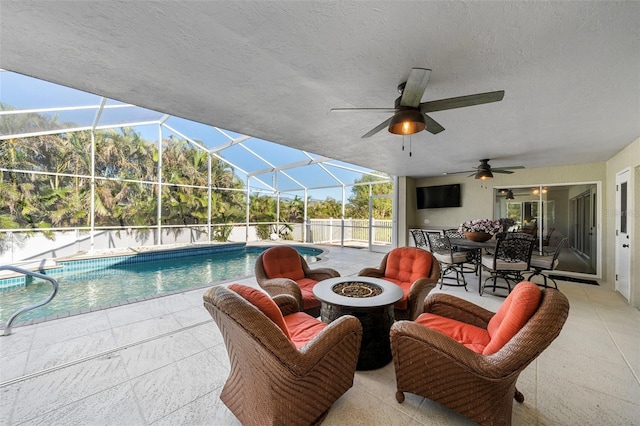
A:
[1,265,59,336]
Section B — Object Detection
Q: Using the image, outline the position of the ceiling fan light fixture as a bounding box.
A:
[475,169,493,180]
[506,190,514,200]
[388,109,426,135]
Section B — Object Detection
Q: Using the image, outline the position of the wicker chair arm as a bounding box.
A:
[402,275,438,320]
[305,267,340,281]
[260,278,304,307]
[424,293,494,328]
[358,267,384,277]
[391,321,510,379]
[300,255,340,280]
[294,315,363,373]
[273,294,301,316]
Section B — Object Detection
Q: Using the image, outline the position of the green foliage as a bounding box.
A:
[346,174,393,219]
[308,197,342,219]
[0,107,394,240]
[1,122,245,231]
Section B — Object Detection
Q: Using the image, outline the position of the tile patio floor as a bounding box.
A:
[1,244,639,425]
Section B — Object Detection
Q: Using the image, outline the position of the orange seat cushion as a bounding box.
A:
[296,277,321,310]
[383,248,433,310]
[416,312,491,353]
[262,246,305,281]
[228,284,290,339]
[284,312,328,349]
[483,281,542,355]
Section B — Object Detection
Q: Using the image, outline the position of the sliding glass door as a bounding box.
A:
[494,183,599,276]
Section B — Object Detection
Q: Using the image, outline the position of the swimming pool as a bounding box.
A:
[0,245,322,325]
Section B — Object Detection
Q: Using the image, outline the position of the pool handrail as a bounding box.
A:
[1,265,59,336]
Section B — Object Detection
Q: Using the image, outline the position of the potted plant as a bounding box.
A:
[458,219,502,242]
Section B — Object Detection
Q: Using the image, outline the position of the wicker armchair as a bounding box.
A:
[203,284,362,426]
[390,282,569,426]
[358,247,440,320]
[255,245,340,317]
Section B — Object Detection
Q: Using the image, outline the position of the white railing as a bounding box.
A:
[305,218,392,245]
[0,218,393,263]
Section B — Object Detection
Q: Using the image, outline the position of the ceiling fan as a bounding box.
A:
[331,67,505,138]
[446,159,525,180]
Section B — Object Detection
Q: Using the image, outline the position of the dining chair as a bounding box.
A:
[479,235,535,296]
[542,228,556,246]
[444,228,477,274]
[528,237,568,289]
[425,231,470,291]
[410,229,429,250]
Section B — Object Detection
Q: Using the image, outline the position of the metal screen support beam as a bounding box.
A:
[245,177,251,242]
[392,175,399,248]
[341,185,346,248]
[88,98,106,253]
[303,188,308,243]
[90,130,96,252]
[157,125,163,244]
[275,174,280,239]
[368,184,373,249]
[207,155,212,241]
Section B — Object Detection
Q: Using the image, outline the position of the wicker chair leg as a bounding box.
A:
[395,391,405,403]
[311,410,330,426]
[514,388,525,403]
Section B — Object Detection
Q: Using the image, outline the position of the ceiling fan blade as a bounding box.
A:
[423,113,445,134]
[361,117,392,138]
[400,68,431,108]
[492,170,515,174]
[494,165,525,171]
[331,107,397,113]
[443,170,476,175]
[420,90,505,113]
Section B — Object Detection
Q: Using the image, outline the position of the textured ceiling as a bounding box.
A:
[1,1,639,178]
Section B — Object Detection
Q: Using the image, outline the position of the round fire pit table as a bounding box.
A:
[313,276,403,370]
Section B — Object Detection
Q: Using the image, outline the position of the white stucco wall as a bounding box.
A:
[396,138,639,306]
[412,162,606,230]
[605,137,640,308]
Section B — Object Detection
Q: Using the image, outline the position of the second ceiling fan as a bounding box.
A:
[446,159,525,180]
[331,67,505,138]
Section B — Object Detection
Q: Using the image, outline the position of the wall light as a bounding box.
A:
[533,187,548,195]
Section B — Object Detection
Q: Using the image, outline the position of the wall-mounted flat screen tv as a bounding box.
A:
[416,184,462,209]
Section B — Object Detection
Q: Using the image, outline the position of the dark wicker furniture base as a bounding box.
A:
[321,301,395,370]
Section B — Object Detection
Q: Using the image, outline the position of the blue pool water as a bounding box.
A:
[0,245,322,324]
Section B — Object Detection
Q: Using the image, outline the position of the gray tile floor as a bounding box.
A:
[1,245,639,425]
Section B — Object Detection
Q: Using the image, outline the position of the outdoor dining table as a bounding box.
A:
[447,237,498,294]
[447,237,497,251]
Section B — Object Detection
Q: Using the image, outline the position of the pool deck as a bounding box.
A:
[1,244,639,425]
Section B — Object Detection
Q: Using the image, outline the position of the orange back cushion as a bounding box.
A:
[483,281,541,355]
[228,284,290,338]
[385,247,433,283]
[262,246,305,281]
